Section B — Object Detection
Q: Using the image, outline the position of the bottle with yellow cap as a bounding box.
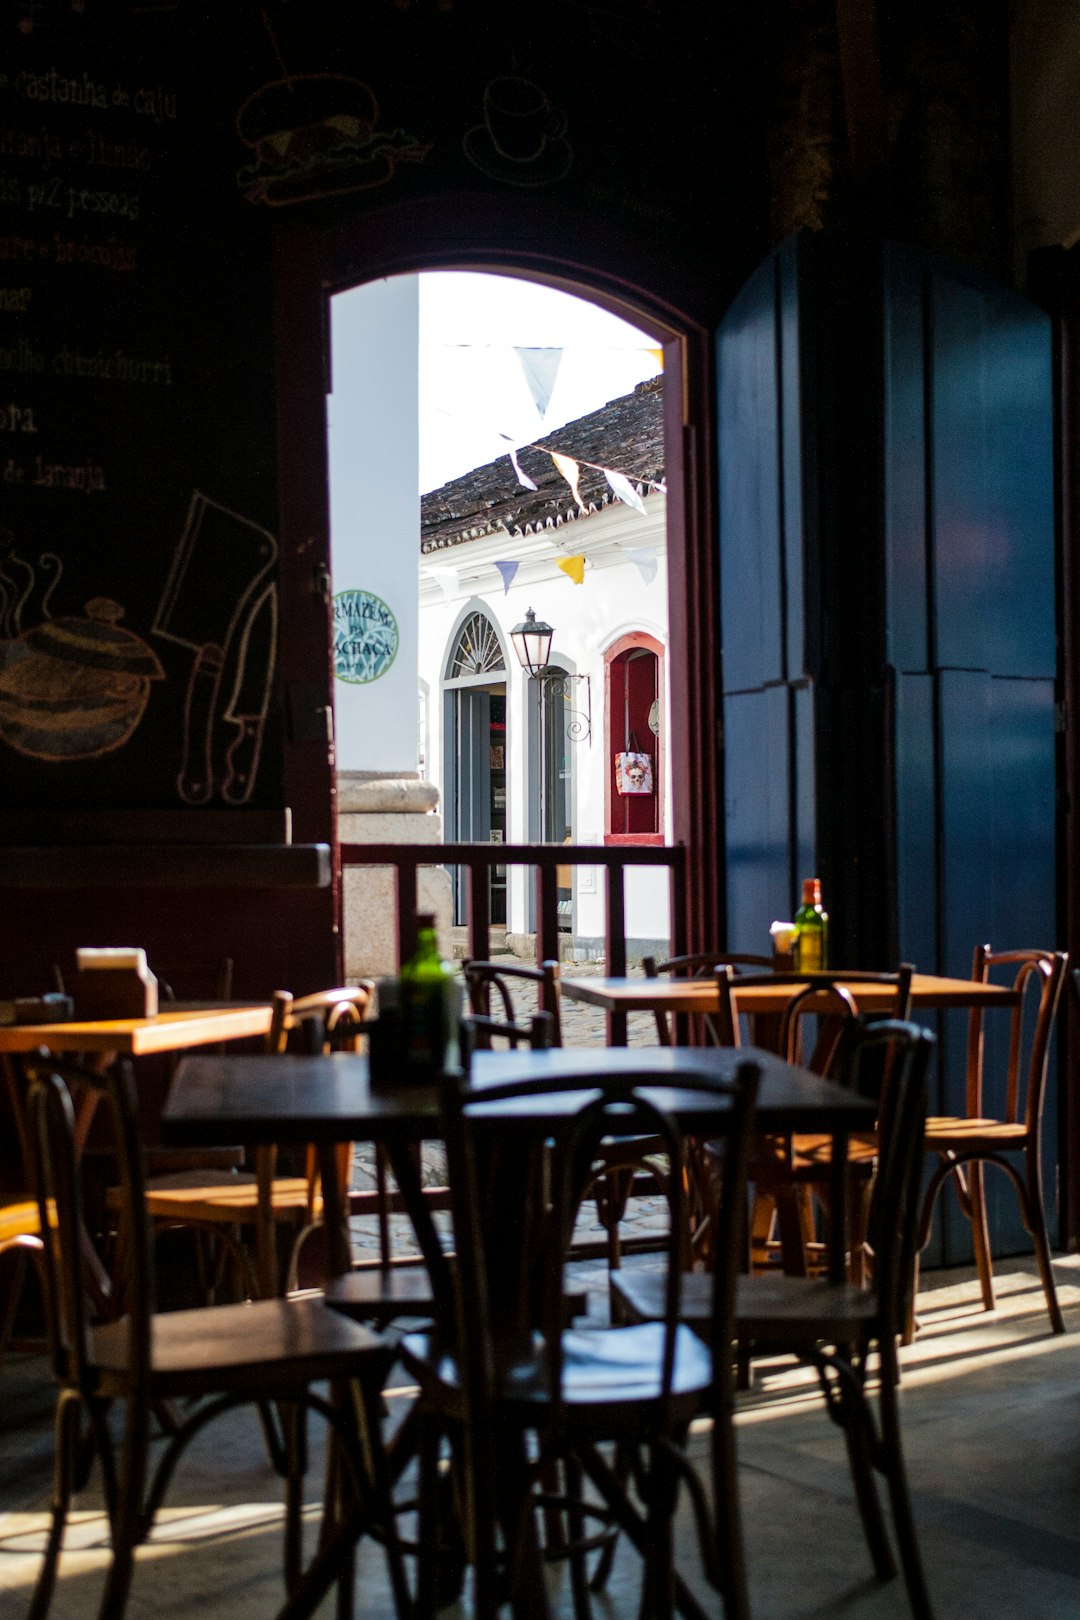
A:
[793,878,828,971]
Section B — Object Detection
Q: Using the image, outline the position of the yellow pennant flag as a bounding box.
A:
[551,451,586,513]
[556,555,585,585]
[648,347,665,371]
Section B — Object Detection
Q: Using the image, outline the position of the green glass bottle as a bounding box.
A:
[793,877,828,971]
[399,913,459,1080]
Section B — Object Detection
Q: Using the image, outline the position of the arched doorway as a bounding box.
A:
[273,193,724,969]
[443,606,508,924]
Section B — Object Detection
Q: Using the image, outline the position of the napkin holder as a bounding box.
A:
[0,992,74,1027]
[73,948,159,1021]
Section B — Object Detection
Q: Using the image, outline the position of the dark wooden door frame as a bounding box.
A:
[272,192,730,974]
[1030,243,1079,1246]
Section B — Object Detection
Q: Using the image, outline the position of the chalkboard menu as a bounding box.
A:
[0,4,281,812]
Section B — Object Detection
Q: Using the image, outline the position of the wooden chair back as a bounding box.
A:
[461,1010,555,1056]
[462,959,562,1045]
[643,952,775,1046]
[267,984,374,1055]
[964,946,1066,1130]
[715,966,915,1066]
[840,1020,935,1340]
[265,984,375,1256]
[26,1056,151,1394]
[440,1048,761,1441]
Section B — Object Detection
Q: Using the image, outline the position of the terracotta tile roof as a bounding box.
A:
[420,375,664,553]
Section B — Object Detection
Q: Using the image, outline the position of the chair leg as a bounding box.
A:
[877,1352,935,1620]
[27,1389,82,1620]
[1022,1149,1065,1334]
[830,1366,895,1581]
[640,1444,678,1620]
[709,1396,751,1620]
[97,1396,150,1620]
[966,1162,996,1314]
[283,1400,308,1594]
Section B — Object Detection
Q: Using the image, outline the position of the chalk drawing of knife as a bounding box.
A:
[153,492,276,804]
[220,582,277,804]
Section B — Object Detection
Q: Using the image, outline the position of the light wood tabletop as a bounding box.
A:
[0,1002,274,1056]
[559,971,1018,1017]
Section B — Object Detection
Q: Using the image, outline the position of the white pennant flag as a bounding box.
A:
[509,448,538,491]
[604,468,647,516]
[551,451,586,513]
[622,546,658,585]
[427,565,459,600]
[515,347,563,419]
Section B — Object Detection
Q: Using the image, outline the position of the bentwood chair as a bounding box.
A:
[714,966,914,1276]
[25,1055,407,1620]
[463,958,673,1274]
[614,1019,937,1620]
[916,945,1067,1333]
[400,1049,762,1620]
[120,986,376,1299]
[642,951,775,1046]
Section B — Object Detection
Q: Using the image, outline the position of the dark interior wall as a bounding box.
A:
[0,1,771,994]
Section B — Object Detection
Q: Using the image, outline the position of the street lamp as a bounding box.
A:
[509,607,554,676]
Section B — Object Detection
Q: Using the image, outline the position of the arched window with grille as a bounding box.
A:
[442,606,508,922]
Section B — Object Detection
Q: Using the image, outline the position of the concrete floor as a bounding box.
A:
[3,1253,1080,1620]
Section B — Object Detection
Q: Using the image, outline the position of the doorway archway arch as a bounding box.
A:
[274,191,724,967]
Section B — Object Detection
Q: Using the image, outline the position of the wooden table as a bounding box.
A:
[1,1002,275,1304]
[560,969,1017,1043]
[163,1042,873,1620]
[164,1042,876,1288]
[0,1001,274,1058]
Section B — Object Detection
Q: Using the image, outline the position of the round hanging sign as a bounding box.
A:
[333,589,399,684]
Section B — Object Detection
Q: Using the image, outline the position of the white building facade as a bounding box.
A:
[418,380,671,956]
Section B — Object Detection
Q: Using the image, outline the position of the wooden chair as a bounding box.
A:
[399,1046,762,1620]
[613,1019,937,1620]
[642,950,775,1046]
[117,986,375,1299]
[24,1054,407,1620]
[463,958,671,1274]
[715,966,914,1276]
[916,944,1068,1334]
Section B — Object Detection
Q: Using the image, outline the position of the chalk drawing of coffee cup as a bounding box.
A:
[464,76,572,186]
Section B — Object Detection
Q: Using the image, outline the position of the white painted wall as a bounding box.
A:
[328,275,420,774]
[419,496,672,948]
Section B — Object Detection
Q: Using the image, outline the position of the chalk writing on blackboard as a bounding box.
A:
[235,74,429,206]
[333,589,399,684]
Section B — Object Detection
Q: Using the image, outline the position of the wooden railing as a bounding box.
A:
[339,840,687,1042]
[338,839,685,1249]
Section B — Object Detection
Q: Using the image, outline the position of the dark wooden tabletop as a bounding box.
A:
[162,1043,875,1147]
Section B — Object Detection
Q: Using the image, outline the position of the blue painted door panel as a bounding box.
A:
[883,245,930,673]
[894,672,937,977]
[931,274,1055,678]
[723,686,792,952]
[718,252,784,693]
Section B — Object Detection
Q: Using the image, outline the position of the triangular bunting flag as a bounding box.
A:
[556,555,586,585]
[494,560,519,595]
[604,468,647,516]
[515,347,563,419]
[551,452,586,513]
[648,347,665,371]
[509,448,538,491]
[428,565,459,600]
[623,546,658,585]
